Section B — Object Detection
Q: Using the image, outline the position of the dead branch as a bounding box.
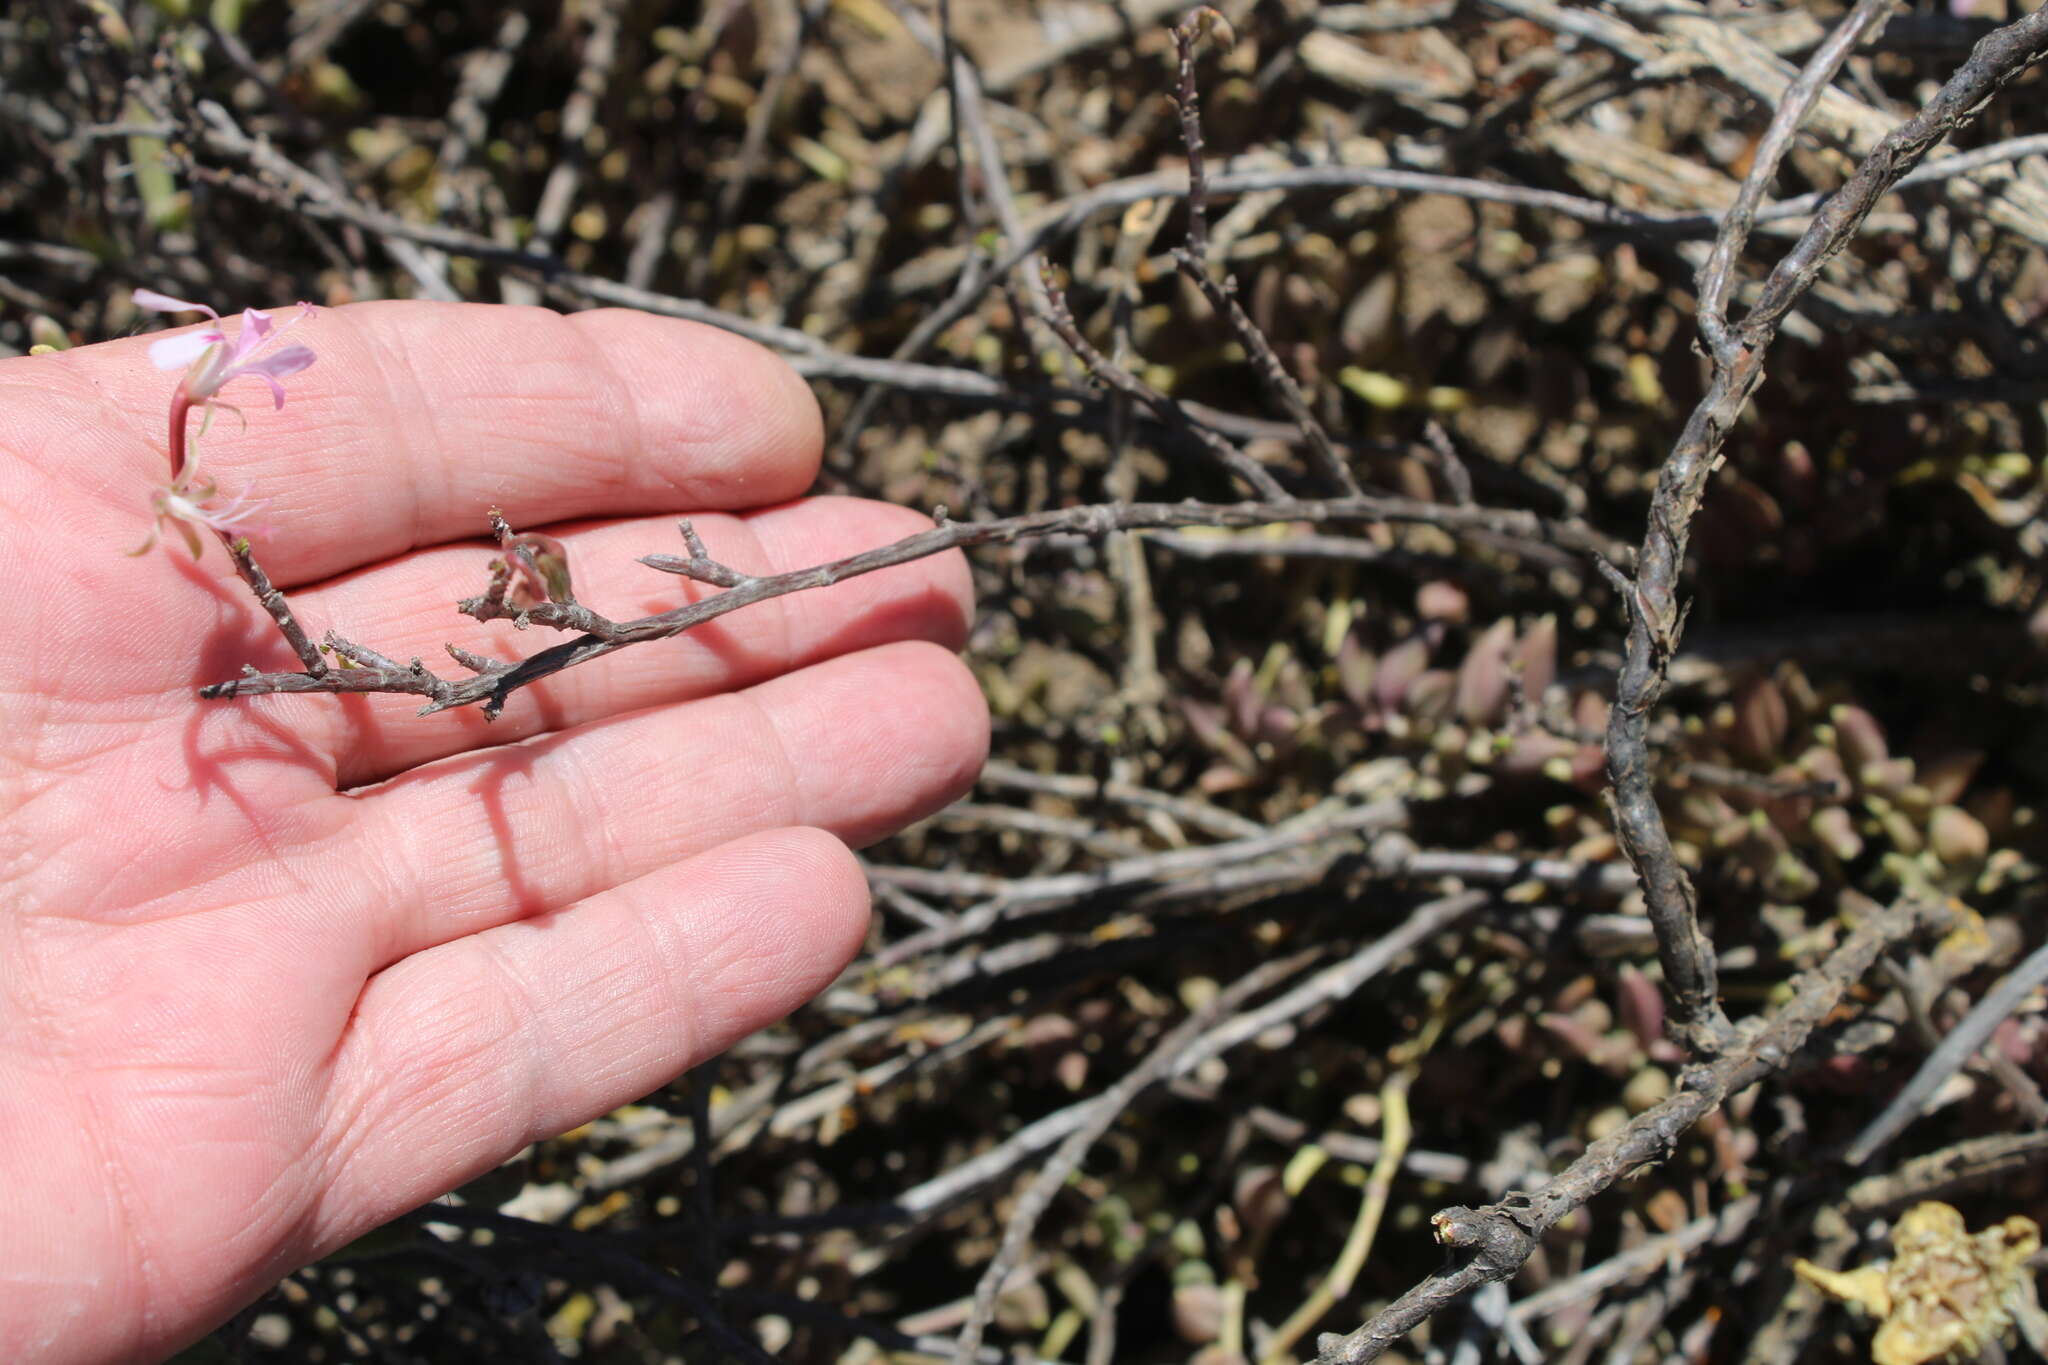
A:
[1311,895,1951,1365]
[200,493,1611,717]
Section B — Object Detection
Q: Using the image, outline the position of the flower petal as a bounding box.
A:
[132,289,219,319]
[147,331,223,372]
[245,343,316,379]
[225,307,276,363]
[149,477,268,558]
[228,344,319,407]
[249,373,288,409]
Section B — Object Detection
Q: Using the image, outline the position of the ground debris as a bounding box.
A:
[1795,1202,2048,1365]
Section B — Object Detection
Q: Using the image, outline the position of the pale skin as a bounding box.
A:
[0,302,989,1363]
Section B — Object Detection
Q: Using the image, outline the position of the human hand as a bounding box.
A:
[0,302,987,1362]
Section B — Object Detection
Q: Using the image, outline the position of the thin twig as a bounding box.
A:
[190,101,456,300]
[1504,1196,1760,1324]
[201,494,1611,717]
[707,0,830,260]
[1033,275,1291,500]
[976,758,1265,841]
[1843,936,2048,1166]
[222,535,327,678]
[1260,1075,1413,1363]
[950,948,1318,1363]
[1840,1130,2048,1213]
[881,890,1489,1225]
[827,0,993,467]
[1168,11,1361,498]
[1695,0,1900,365]
[511,0,622,305]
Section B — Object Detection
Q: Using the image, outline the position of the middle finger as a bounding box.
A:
[330,637,988,973]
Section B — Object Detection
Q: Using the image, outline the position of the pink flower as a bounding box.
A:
[132,289,317,409]
[130,289,311,557]
[130,473,270,560]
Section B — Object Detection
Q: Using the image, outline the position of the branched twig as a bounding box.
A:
[1031,276,1289,499]
[222,535,327,678]
[1309,896,1951,1365]
[945,27,1294,503]
[1600,0,1888,1054]
[1694,0,1902,365]
[200,494,1609,717]
[1739,11,2048,349]
[21,5,2048,1362]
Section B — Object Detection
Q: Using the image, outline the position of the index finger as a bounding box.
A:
[40,300,824,587]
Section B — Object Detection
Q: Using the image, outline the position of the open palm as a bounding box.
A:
[0,302,987,1363]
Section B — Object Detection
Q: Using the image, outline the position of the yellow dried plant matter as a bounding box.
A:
[1795,1202,2047,1365]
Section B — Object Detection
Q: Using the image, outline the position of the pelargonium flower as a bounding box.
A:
[133,289,317,411]
[130,473,270,560]
[130,289,314,557]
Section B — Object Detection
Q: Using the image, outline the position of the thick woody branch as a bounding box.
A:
[1300,13,2048,1361]
[1602,3,2048,1059]
[1310,897,1951,1365]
